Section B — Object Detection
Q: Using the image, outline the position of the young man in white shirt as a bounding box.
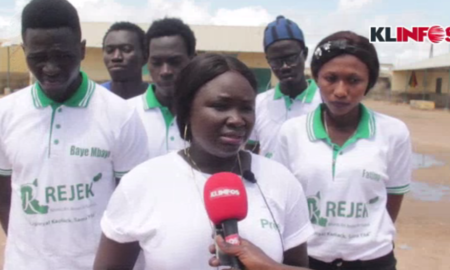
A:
[247,16,322,158]
[128,18,196,157]
[0,1,149,269]
[102,22,149,99]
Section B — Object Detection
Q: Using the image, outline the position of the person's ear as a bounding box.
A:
[80,40,87,61]
[303,47,309,60]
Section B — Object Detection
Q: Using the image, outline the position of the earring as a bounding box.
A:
[183,124,189,156]
[184,124,189,140]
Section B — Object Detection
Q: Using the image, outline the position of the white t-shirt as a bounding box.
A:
[0,72,150,270]
[249,80,321,159]
[128,85,185,158]
[101,151,314,270]
[274,104,412,262]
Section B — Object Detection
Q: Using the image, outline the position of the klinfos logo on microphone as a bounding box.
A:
[370,26,450,43]
[210,188,240,198]
[225,234,240,245]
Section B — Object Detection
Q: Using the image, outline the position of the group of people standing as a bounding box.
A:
[0,0,412,270]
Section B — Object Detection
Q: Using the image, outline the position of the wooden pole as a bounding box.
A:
[6,46,10,90]
[446,68,450,110]
[423,69,427,100]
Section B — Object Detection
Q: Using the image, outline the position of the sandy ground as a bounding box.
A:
[363,100,450,270]
[0,99,449,269]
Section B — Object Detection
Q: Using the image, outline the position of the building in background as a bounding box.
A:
[81,22,276,92]
[392,54,450,109]
[1,23,274,94]
[0,38,30,95]
[1,22,393,96]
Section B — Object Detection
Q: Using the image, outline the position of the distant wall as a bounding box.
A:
[392,70,450,94]
[390,70,450,108]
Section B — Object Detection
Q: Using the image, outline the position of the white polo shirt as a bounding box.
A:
[0,72,150,270]
[128,84,185,158]
[249,79,321,158]
[101,151,314,270]
[274,104,412,262]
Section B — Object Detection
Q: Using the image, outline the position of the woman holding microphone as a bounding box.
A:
[94,53,313,270]
[274,31,412,270]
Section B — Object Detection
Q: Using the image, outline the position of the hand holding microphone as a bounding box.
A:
[204,172,248,270]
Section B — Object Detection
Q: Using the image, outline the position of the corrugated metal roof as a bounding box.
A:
[394,53,450,71]
[2,22,265,53]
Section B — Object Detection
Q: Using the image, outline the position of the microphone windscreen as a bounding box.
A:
[203,172,248,225]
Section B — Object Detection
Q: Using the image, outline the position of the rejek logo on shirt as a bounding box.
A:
[20,179,49,215]
[307,192,380,227]
[20,173,103,215]
[308,192,328,227]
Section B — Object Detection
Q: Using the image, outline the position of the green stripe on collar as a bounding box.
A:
[143,84,163,110]
[273,79,318,109]
[308,104,375,142]
[142,84,174,129]
[33,71,94,108]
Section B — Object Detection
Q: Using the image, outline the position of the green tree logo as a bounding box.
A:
[20,179,49,215]
[307,192,328,227]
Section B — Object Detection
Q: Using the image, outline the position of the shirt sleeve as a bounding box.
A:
[112,109,150,179]
[0,132,12,176]
[281,170,314,251]
[101,174,137,243]
[386,130,412,195]
[272,123,291,171]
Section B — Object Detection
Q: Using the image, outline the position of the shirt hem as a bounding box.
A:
[308,243,394,262]
[101,215,137,244]
[387,185,410,194]
[0,169,12,176]
[283,222,315,251]
[114,171,129,179]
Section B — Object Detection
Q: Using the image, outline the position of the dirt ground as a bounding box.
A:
[363,100,450,270]
[0,99,449,269]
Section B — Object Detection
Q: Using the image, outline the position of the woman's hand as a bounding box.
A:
[208,235,279,270]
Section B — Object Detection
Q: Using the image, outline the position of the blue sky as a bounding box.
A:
[1,0,447,19]
[1,0,447,25]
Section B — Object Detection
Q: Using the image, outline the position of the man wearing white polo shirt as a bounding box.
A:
[247,16,321,158]
[0,0,148,269]
[128,18,196,157]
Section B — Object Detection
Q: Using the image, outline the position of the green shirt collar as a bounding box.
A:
[143,84,164,110]
[142,84,174,129]
[307,104,376,142]
[274,79,318,106]
[32,71,94,108]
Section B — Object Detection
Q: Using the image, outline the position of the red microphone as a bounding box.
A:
[204,172,247,269]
